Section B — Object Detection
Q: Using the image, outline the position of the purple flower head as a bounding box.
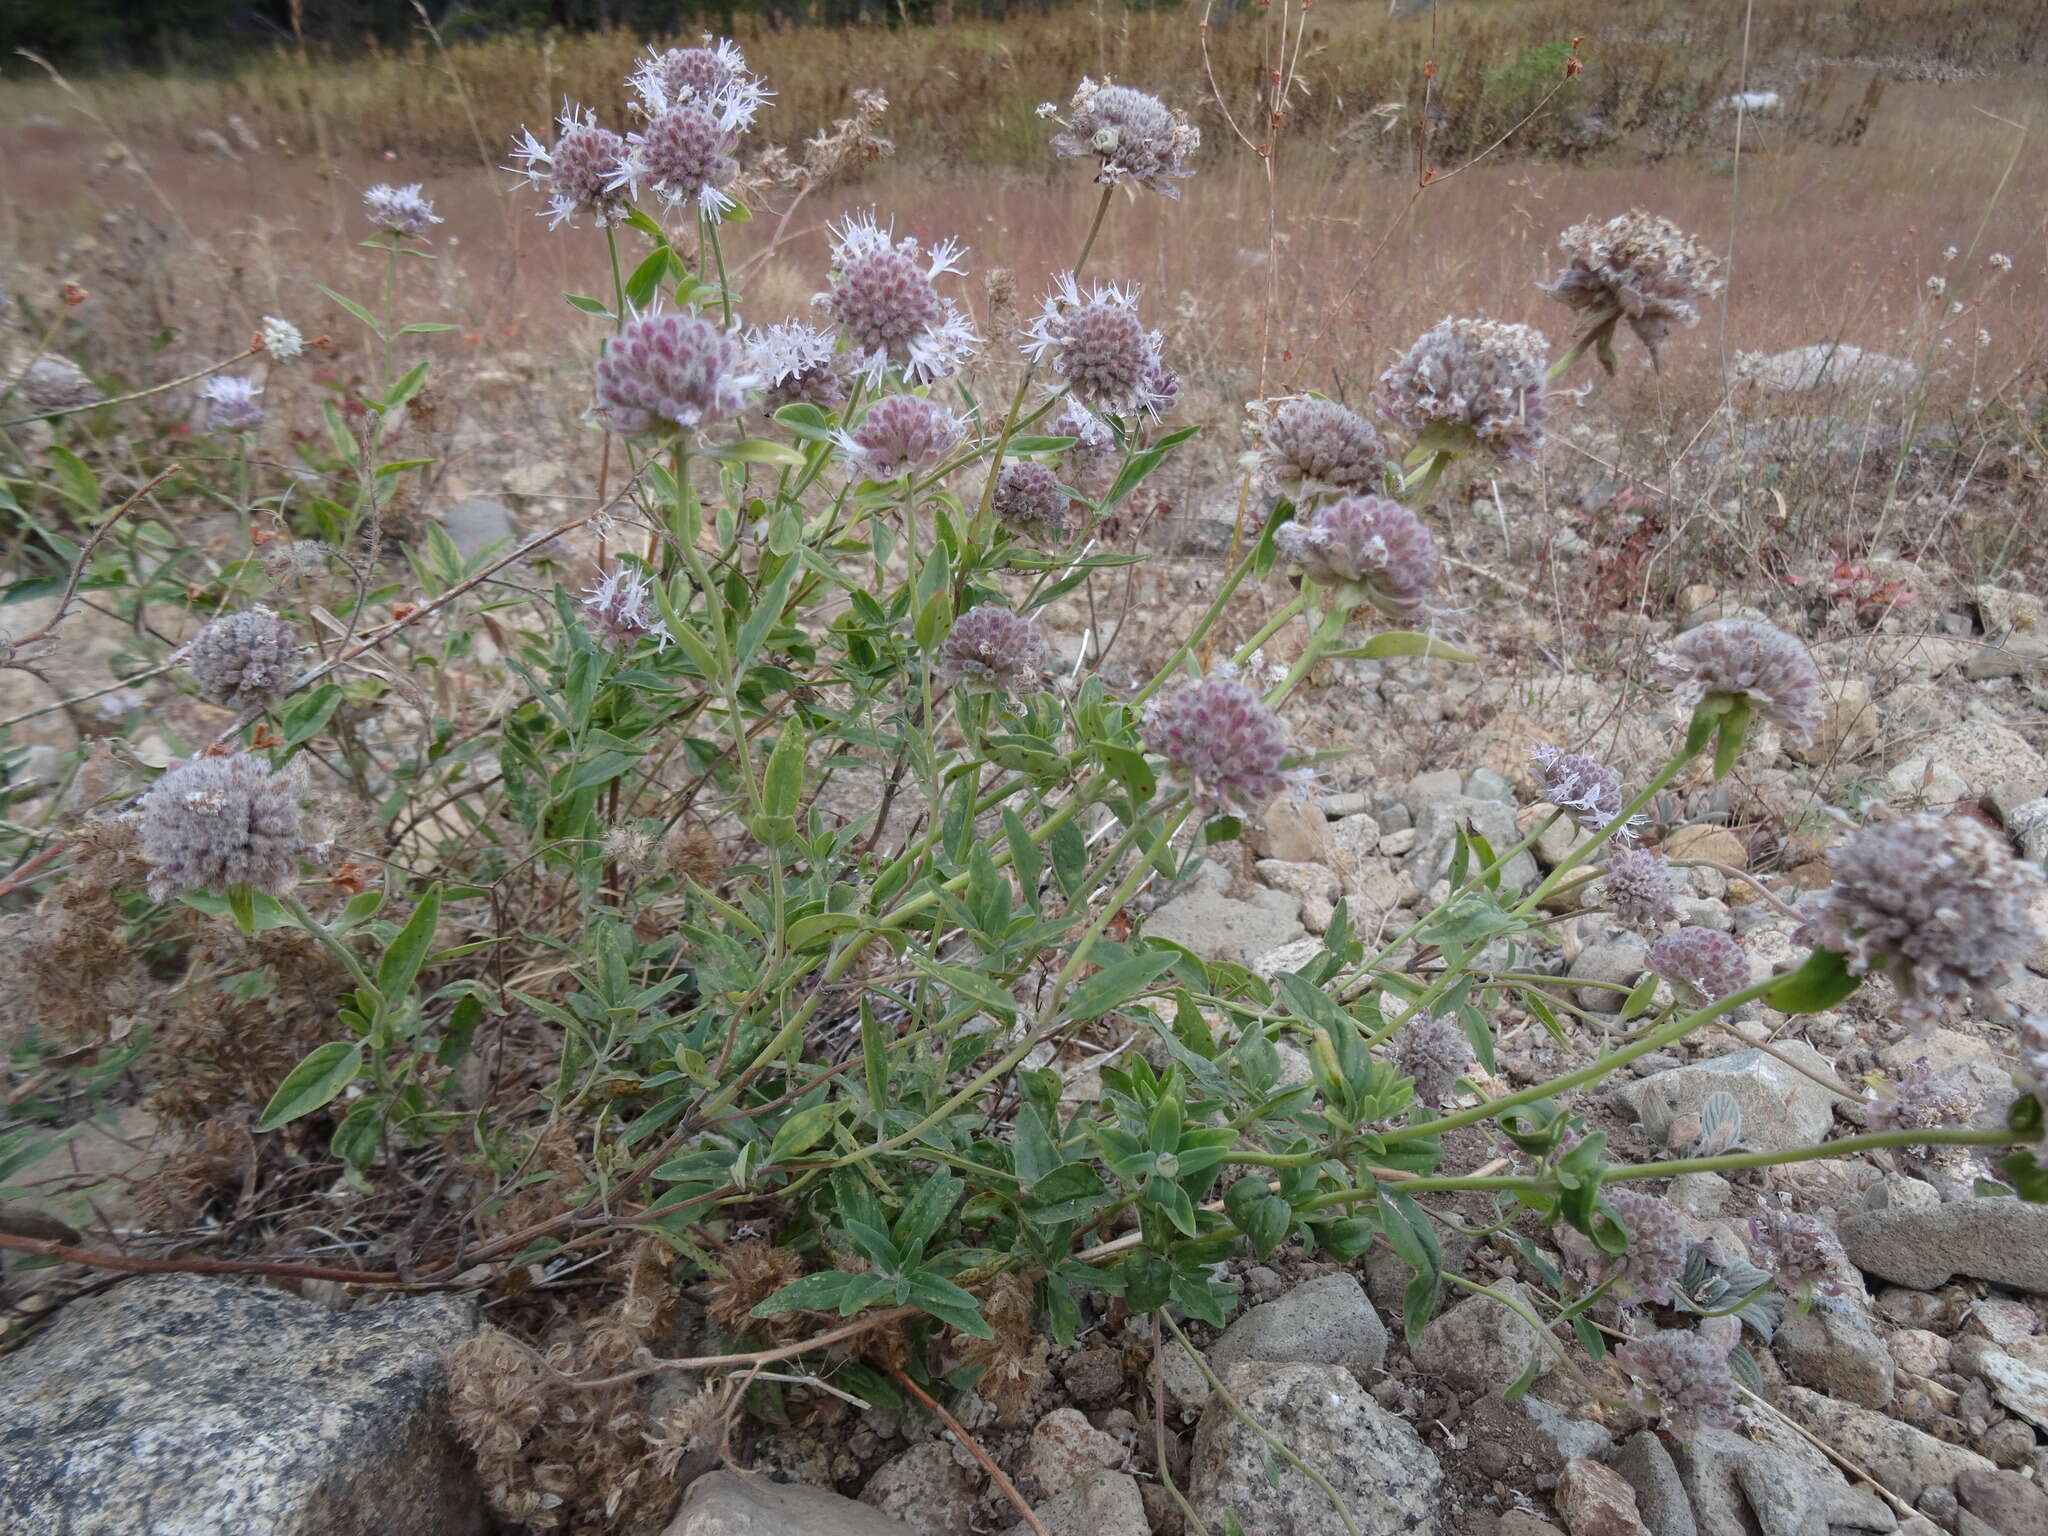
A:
[1143,672,1295,817]
[1041,77,1199,198]
[1616,1319,1740,1440]
[1866,1057,1973,1134]
[508,103,636,229]
[1648,926,1752,1002]
[815,210,978,387]
[2020,1013,2048,1102]
[992,461,1070,543]
[1600,847,1680,937]
[1394,1011,1472,1109]
[1272,495,1439,620]
[184,609,295,706]
[1656,618,1821,743]
[835,394,965,481]
[1543,210,1723,366]
[1532,745,1632,838]
[1796,812,2046,1029]
[582,564,668,653]
[1258,396,1387,499]
[18,355,98,414]
[1604,1189,1686,1305]
[362,182,442,238]
[1375,317,1550,461]
[746,321,847,412]
[628,38,771,129]
[1022,274,1171,418]
[936,606,1048,694]
[1748,1206,1856,1302]
[199,376,265,433]
[1047,399,1117,490]
[137,753,305,902]
[591,308,757,437]
[625,99,741,215]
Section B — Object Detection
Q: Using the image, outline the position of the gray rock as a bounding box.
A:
[1673,1425,1897,1536]
[1026,1407,1125,1498]
[2011,799,2048,867]
[1570,937,1649,1014]
[1411,1280,1545,1395]
[1519,1397,1612,1463]
[1407,794,1540,894]
[1611,1430,1697,1536]
[1956,1465,2048,1536]
[1404,769,1464,816]
[1190,1363,1442,1536]
[1977,1349,2048,1433]
[1465,768,1515,803]
[0,1274,482,1535]
[668,1471,909,1534]
[862,1439,981,1533]
[1780,1384,2000,1502]
[1147,862,1306,966]
[1619,1044,1837,1154]
[1966,632,2048,682]
[1838,1199,2048,1293]
[1210,1272,1387,1377]
[439,497,519,559]
[1031,1468,1149,1536]
[1773,1306,1895,1409]
[1743,344,1919,395]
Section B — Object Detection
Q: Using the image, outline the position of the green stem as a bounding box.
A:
[1230,593,1307,668]
[1515,742,1700,917]
[1606,1127,2026,1183]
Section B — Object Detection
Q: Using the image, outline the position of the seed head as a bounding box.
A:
[1375,317,1550,461]
[1795,812,2047,1028]
[362,182,442,238]
[1605,1189,1687,1304]
[16,355,98,414]
[1143,673,1294,817]
[199,376,265,433]
[259,317,304,362]
[1600,848,1681,936]
[1258,396,1388,499]
[1042,77,1199,198]
[1543,210,1723,365]
[745,321,847,411]
[137,754,305,902]
[836,394,964,481]
[508,103,636,230]
[1655,618,1821,742]
[816,210,978,386]
[1648,926,1752,1001]
[1022,274,1171,418]
[991,462,1070,543]
[936,606,1048,693]
[185,610,296,706]
[1748,1206,1856,1301]
[582,565,668,653]
[628,38,771,129]
[1394,1011,1472,1109]
[626,100,742,215]
[1272,495,1439,620]
[1616,1319,1740,1439]
[591,308,756,437]
[1532,745,1631,838]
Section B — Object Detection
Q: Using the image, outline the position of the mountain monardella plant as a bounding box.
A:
[816,210,978,386]
[1600,847,1682,937]
[1531,745,1630,837]
[935,606,1049,694]
[991,461,1070,543]
[590,309,757,437]
[137,754,306,902]
[1617,1316,1740,1439]
[1143,673,1294,818]
[184,609,296,707]
[1273,494,1440,621]
[1257,396,1388,500]
[836,394,964,481]
[362,183,443,239]
[1543,209,1723,368]
[1655,618,1822,743]
[1040,77,1200,198]
[1392,1011,1473,1109]
[1375,317,1551,462]
[1022,275,1172,419]
[1648,926,1752,1002]
[509,104,637,229]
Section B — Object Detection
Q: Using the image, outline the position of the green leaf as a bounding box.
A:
[767,1102,839,1163]
[789,911,861,950]
[564,293,614,317]
[437,993,483,1067]
[623,247,672,309]
[329,1095,386,1168]
[318,284,382,336]
[1764,947,1859,1015]
[1336,630,1480,664]
[894,1172,963,1262]
[1014,1102,1062,1186]
[375,885,443,1003]
[1618,968,1660,1020]
[860,998,891,1127]
[735,557,799,669]
[702,437,806,467]
[1060,951,1178,1023]
[762,722,806,822]
[906,1273,991,1338]
[752,1270,891,1319]
[280,684,342,748]
[396,321,459,335]
[257,1041,363,1130]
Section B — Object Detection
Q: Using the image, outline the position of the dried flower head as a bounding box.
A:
[1042,77,1199,198]
[628,38,771,129]
[1617,1318,1739,1439]
[703,1238,804,1340]
[625,99,741,214]
[16,355,99,414]
[936,606,1048,693]
[1648,926,1752,1002]
[816,210,977,386]
[362,182,442,238]
[582,565,668,653]
[958,1273,1050,1423]
[1532,745,1631,838]
[259,316,304,362]
[198,375,265,432]
[1543,210,1723,366]
[1272,495,1439,620]
[1375,317,1550,461]
[992,461,1070,542]
[745,320,846,411]
[1600,848,1681,936]
[137,754,305,901]
[2019,1013,2048,1101]
[836,394,964,481]
[1866,1057,1973,1135]
[1604,1189,1687,1304]
[1022,273,1171,418]
[185,610,295,706]
[591,308,756,437]
[1144,672,1295,817]
[1749,1206,1856,1301]
[1258,396,1388,499]
[1048,399,1117,489]
[509,103,636,229]
[1655,618,1821,742]
[1796,812,2046,1028]
[1394,1011,1472,1109]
